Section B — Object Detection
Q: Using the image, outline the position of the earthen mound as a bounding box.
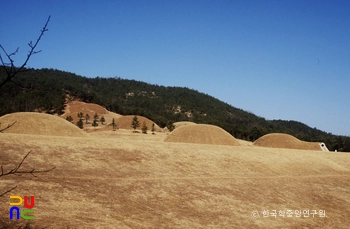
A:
[253,133,323,151]
[173,121,196,129]
[61,101,111,122]
[0,112,89,137]
[116,115,161,131]
[164,124,240,146]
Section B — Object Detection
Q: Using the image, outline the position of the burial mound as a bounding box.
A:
[253,133,324,151]
[164,124,240,146]
[0,112,89,137]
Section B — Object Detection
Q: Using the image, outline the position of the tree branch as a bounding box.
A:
[0,15,51,90]
[0,151,55,177]
[0,121,17,133]
[0,151,55,197]
[0,186,17,198]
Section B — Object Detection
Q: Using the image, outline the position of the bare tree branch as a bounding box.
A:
[0,151,55,197]
[0,151,56,177]
[0,16,55,198]
[0,186,17,198]
[0,121,17,133]
[0,15,51,90]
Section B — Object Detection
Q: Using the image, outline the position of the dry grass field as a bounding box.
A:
[1,126,350,228]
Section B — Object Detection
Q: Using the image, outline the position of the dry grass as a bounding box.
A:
[61,101,109,120]
[1,111,349,228]
[61,101,122,131]
[0,131,349,228]
[173,121,196,129]
[116,115,162,132]
[164,124,241,146]
[253,133,323,151]
[61,101,162,133]
[0,112,88,137]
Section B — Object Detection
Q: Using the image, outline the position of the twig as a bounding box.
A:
[0,186,17,197]
[0,121,17,133]
[0,151,55,197]
[0,15,51,90]
[0,151,55,177]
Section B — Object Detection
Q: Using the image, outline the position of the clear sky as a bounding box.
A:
[1,0,349,136]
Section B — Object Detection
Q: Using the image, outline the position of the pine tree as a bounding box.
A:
[77,112,84,119]
[90,113,99,130]
[77,118,84,129]
[92,119,98,130]
[66,115,73,122]
[167,122,175,132]
[151,123,155,134]
[85,113,90,124]
[93,113,99,121]
[142,121,148,134]
[100,116,105,125]
[112,118,117,131]
[131,115,140,132]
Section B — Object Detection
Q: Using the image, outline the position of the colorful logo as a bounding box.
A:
[9,196,35,220]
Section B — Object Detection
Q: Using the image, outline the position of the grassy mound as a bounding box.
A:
[164,124,240,146]
[61,101,110,121]
[253,133,322,150]
[0,112,89,137]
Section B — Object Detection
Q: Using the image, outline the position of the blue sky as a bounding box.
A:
[1,0,349,136]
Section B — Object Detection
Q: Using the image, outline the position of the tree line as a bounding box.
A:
[0,68,349,151]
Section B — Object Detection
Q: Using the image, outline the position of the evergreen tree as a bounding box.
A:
[66,115,73,122]
[85,113,90,124]
[151,123,155,134]
[131,115,140,132]
[112,118,117,131]
[77,118,84,129]
[167,122,175,132]
[100,116,105,125]
[142,121,148,134]
[77,112,84,119]
[93,113,99,121]
[92,119,98,130]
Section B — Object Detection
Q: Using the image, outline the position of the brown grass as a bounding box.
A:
[0,112,88,137]
[116,115,162,131]
[0,110,349,228]
[173,121,197,128]
[253,133,323,151]
[60,101,122,131]
[61,101,109,120]
[164,124,240,146]
[61,101,162,132]
[0,131,349,228]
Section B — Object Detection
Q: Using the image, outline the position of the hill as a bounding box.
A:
[1,67,349,151]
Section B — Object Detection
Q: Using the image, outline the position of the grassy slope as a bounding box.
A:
[1,131,349,228]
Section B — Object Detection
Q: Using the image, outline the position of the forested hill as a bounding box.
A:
[1,67,349,151]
